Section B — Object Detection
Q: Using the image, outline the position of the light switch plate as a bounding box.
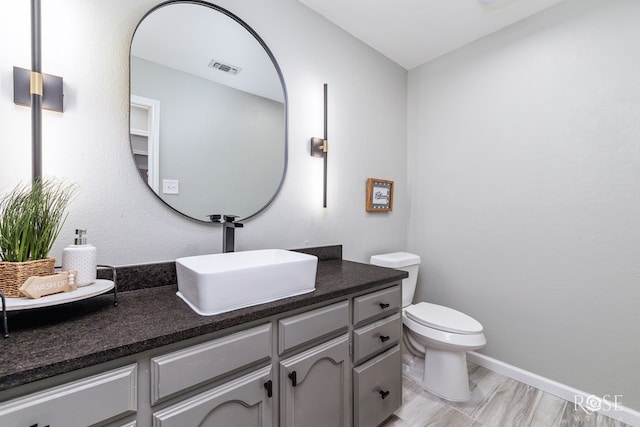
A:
[163,179,179,194]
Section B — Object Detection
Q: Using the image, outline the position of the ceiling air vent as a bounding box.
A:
[208,59,241,75]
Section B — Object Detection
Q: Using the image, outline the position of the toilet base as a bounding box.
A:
[422,347,471,401]
[400,304,486,402]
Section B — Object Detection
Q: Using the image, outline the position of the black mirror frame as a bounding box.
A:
[129,0,288,223]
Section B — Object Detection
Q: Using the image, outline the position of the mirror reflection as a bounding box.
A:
[130,2,287,221]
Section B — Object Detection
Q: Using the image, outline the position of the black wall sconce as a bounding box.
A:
[12,0,64,180]
[310,83,328,208]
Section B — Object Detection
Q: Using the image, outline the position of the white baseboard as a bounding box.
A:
[467,352,640,427]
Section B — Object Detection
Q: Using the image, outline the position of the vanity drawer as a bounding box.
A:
[353,285,401,326]
[0,364,137,427]
[153,366,272,427]
[151,323,271,404]
[353,312,401,363]
[278,300,349,354]
[353,345,402,427]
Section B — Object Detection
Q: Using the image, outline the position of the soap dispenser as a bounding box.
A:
[61,229,97,287]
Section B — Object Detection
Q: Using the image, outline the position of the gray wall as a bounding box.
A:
[408,0,640,411]
[131,56,285,219]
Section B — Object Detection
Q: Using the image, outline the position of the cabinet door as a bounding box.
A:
[353,346,402,427]
[280,334,350,427]
[152,366,272,427]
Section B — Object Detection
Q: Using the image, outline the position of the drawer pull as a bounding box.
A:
[288,371,298,387]
[379,390,390,400]
[264,380,273,398]
[379,303,390,309]
[379,335,390,343]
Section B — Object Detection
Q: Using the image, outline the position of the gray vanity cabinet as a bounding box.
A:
[0,280,403,427]
[352,285,403,427]
[152,365,273,427]
[278,300,350,427]
[280,334,350,427]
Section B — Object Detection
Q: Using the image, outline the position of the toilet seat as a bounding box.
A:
[402,311,487,352]
[404,302,483,335]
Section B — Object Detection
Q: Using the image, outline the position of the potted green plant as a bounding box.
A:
[0,178,76,297]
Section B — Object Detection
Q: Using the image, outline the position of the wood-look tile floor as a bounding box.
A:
[381,362,631,427]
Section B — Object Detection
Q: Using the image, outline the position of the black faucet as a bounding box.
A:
[207,214,244,253]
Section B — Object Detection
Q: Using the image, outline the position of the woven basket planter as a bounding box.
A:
[0,258,55,298]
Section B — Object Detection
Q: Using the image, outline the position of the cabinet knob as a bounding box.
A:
[379,302,390,309]
[288,371,298,387]
[379,390,390,400]
[379,335,390,343]
[264,380,273,398]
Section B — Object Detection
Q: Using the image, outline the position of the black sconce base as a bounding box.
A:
[13,66,64,113]
[310,137,328,158]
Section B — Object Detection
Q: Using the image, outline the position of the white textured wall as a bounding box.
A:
[408,0,640,411]
[0,0,408,265]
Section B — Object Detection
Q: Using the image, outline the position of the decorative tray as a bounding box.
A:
[4,279,115,311]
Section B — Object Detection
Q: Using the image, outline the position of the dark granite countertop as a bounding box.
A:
[0,255,407,392]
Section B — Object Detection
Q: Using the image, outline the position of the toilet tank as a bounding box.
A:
[370,252,421,307]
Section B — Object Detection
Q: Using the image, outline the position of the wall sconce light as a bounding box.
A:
[310,83,328,208]
[13,67,63,112]
[12,0,64,180]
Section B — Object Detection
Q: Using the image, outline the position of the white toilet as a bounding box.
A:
[370,252,486,402]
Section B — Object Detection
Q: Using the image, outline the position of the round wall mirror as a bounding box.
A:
[130,1,287,222]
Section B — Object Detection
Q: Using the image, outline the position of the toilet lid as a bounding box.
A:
[404,302,483,335]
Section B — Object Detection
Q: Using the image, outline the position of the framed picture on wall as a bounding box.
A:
[366,178,394,212]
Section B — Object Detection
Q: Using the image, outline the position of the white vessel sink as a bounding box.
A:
[175,249,318,316]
